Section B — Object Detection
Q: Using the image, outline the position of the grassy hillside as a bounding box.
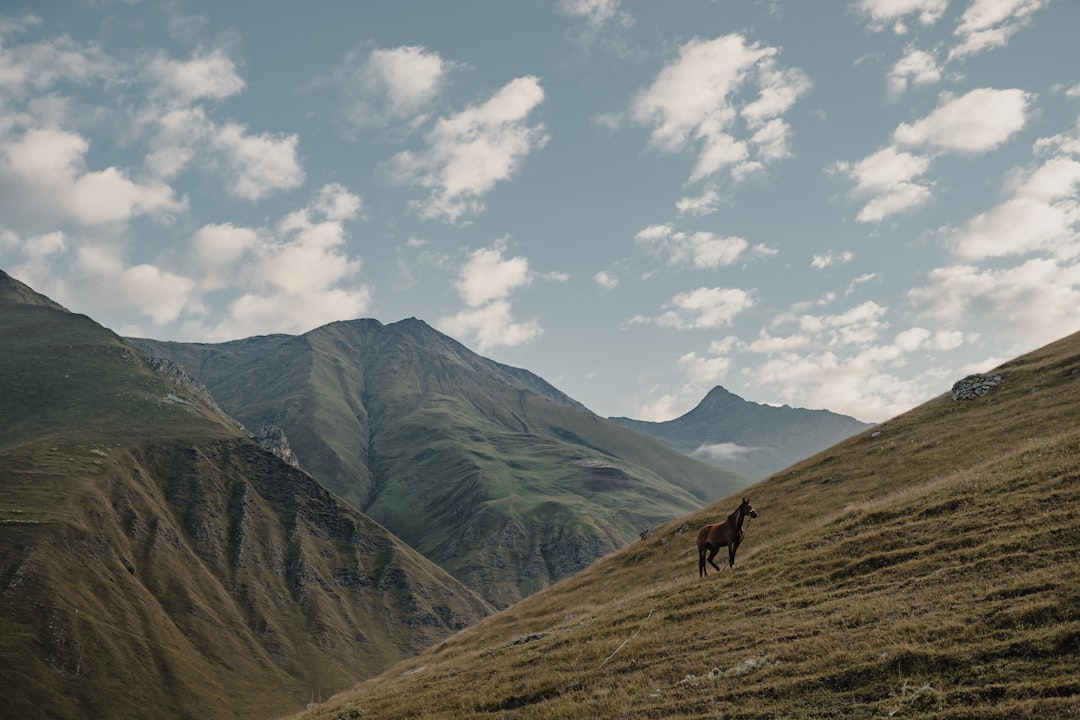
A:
[133,318,746,608]
[0,271,491,720]
[298,330,1080,719]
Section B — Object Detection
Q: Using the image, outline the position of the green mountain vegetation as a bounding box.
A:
[0,271,492,720]
[132,320,746,608]
[612,385,874,481]
[298,330,1080,719]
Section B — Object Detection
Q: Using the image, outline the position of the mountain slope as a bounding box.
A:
[133,320,746,608]
[299,329,1080,720]
[0,270,491,720]
[612,385,874,480]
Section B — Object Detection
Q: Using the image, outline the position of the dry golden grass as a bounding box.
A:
[295,331,1080,719]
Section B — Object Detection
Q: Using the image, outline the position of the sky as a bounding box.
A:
[2,0,1079,425]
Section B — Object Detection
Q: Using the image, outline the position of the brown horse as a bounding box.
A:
[697,498,757,577]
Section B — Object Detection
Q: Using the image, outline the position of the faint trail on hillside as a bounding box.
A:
[599,606,655,668]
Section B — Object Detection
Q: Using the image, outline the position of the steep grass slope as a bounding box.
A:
[0,271,491,720]
[299,330,1080,719]
[134,319,745,608]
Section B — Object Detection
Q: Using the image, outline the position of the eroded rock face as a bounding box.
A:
[951,373,1003,401]
[252,423,300,468]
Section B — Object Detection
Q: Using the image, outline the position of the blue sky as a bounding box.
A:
[2,0,1079,424]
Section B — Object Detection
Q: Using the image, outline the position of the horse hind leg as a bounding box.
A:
[707,546,722,573]
[698,547,707,577]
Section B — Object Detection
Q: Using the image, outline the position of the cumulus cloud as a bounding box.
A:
[908,259,1080,349]
[333,45,451,129]
[0,20,117,99]
[211,122,304,201]
[630,34,810,183]
[852,0,949,33]
[811,250,854,269]
[197,183,371,338]
[635,223,750,270]
[834,88,1031,223]
[831,145,933,222]
[886,45,942,97]
[388,76,547,224]
[0,126,183,230]
[436,239,543,352]
[594,269,618,289]
[893,88,1031,153]
[732,298,972,421]
[949,0,1049,60]
[676,187,723,216]
[455,239,532,307]
[145,47,245,104]
[631,286,756,330]
[558,0,632,29]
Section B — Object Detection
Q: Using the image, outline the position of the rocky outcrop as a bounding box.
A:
[951,373,1002,401]
[252,424,300,468]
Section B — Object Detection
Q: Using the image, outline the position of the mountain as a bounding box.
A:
[301,329,1080,719]
[611,385,874,480]
[0,270,491,720]
[131,320,746,608]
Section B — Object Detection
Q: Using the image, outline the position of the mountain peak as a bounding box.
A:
[0,269,68,311]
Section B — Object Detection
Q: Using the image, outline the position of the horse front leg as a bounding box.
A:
[728,541,737,567]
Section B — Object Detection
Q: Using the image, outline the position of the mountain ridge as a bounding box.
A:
[131,318,746,608]
[0,270,492,720]
[611,384,874,480]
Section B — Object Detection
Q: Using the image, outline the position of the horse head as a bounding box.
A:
[741,497,758,519]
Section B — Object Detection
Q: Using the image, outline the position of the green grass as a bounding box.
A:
[297,331,1080,719]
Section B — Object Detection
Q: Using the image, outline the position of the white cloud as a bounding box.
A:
[335,45,451,129]
[145,48,244,104]
[811,250,854,268]
[388,76,547,224]
[835,89,1030,223]
[558,0,632,28]
[949,0,1049,60]
[852,0,949,33]
[594,269,618,289]
[630,34,810,183]
[832,145,933,222]
[455,239,532,307]
[886,45,942,97]
[0,23,117,99]
[198,184,370,338]
[677,350,731,383]
[893,88,1031,153]
[676,187,722,216]
[907,259,1080,350]
[635,223,749,269]
[435,239,542,352]
[693,442,758,462]
[636,286,756,330]
[438,300,542,352]
[191,223,259,290]
[735,300,968,421]
[0,127,183,229]
[211,122,304,201]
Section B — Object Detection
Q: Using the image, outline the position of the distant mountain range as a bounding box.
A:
[611,385,873,480]
[0,271,490,720]
[132,319,746,608]
[1,268,886,719]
